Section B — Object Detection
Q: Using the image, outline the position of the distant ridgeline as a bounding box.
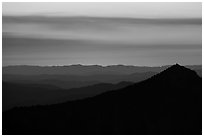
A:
[2,64,202,76]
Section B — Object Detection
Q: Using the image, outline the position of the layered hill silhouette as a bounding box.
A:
[3,72,156,89]
[3,64,202,135]
[3,81,132,111]
[3,65,201,90]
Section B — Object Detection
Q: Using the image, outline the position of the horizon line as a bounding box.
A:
[2,64,202,68]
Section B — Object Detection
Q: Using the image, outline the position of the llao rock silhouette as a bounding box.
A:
[3,64,201,135]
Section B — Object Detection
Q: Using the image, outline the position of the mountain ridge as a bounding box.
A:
[3,64,202,134]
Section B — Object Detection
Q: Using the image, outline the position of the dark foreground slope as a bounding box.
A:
[3,64,202,135]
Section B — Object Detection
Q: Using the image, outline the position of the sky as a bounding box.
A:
[2,2,202,66]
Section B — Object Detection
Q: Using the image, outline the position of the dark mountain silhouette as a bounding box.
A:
[3,64,201,135]
[2,81,132,111]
